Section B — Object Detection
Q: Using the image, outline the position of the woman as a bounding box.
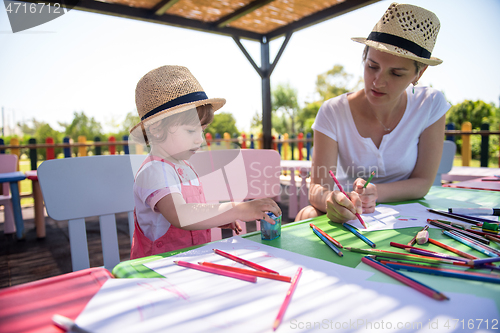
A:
[296,3,450,223]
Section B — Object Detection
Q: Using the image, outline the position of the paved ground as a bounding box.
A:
[0,194,292,289]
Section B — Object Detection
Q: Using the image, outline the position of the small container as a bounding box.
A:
[261,212,282,240]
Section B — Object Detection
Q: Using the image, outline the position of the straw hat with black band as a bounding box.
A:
[130,65,225,134]
[352,2,442,66]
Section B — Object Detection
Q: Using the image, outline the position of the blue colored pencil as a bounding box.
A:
[380,259,500,284]
[312,227,343,257]
[343,223,376,248]
[471,257,500,266]
[443,231,499,257]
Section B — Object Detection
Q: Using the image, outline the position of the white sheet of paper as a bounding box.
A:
[76,237,499,332]
[346,203,496,232]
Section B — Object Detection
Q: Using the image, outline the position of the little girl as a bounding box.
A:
[129,65,281,259]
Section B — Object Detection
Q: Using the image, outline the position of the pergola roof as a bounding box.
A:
[59,0,378,41]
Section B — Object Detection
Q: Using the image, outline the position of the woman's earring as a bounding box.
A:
[412,81,418,94]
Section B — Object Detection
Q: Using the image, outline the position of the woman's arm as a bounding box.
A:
[371,114,447,202]
[155,193,281,230]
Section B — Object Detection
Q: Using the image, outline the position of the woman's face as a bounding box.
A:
[363,48,420,107]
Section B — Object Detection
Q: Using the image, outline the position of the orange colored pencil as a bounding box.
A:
[198,262,292,282]
[273,267,302,331]
[310,223,343,248]
[428,238,478,260]
[213,249,279,274]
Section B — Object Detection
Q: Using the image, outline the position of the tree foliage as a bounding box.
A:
[272,83,299,136]
[446,100,499,130]
[59,111,103,141]
[205,112,239,138]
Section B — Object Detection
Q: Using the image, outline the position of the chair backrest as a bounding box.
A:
[433,140,457,186]
[0,154,18,197]
[37,154,146,271]
[189,149,281,238]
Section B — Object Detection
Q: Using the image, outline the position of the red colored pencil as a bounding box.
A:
[361,256,448,301]
[310,223,343,248]
[213,249,279,274]
[407,225,429,246]
[391,242,470,262]
[428,238,478,260]
[328,170,367,229]
[198,262,292,282]
[174,261,257,283]
[273,267,302,331]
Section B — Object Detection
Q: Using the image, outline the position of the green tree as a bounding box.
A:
[272,83,299,136]
[446,100,498,130]
[315,64,361,101]
[59,111,103,141]
[205,112,239,138]
[35,123,63,159]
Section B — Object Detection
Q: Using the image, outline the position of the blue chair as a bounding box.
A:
[0,154,26,239]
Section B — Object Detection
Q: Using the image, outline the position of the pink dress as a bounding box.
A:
[130,156,211,259]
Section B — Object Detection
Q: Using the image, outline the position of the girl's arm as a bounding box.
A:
[156,194,281,230]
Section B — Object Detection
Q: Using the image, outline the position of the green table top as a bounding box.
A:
[112,186,500,307]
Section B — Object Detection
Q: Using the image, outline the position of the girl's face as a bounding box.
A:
[363,48,422,107]
[152,122,206,161]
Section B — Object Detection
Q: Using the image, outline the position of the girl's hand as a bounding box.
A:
[240,198,282,225]
[353,178,378,214]
[326,190,362,223]
[219,220,243,235]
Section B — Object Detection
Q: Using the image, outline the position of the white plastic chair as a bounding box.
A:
[37,154,146,271]
[0,154,18,235]
[189,149,281,240]
[433,140,457,186]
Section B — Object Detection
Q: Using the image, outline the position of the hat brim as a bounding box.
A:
[129,97,225,134]
[351,37,442,66]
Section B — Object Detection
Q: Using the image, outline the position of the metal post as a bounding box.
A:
[261,36,272,149]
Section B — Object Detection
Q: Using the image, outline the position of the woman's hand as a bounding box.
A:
[353,178,378,214]
[326,190,362,223]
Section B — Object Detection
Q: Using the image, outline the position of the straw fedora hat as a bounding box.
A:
[130,65,225,133]
[352,3,442,66]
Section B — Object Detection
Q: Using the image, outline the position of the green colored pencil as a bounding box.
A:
[363,171,376,188]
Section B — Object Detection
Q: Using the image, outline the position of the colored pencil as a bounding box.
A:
[311,227,343,257]
[52,314,92,333]
[470,257,500,266]
[444,212,496,224]
[447,230,500,256]
[486,235,500,245]
[428,219,490,244]
[405,247,470,263]
[213,249,279,274]
[448,207,500,216]
[310,223,343,248]
[198,262,292,282]
[428,238,478,260]
[427,209,480,225]
[344,247,466,265]
[442,231,499,257]
[379,260,500,284]
[273,267,302,331]
[329,170,367,229]
[361,256,448,300]
[363,171,375,188]
[407,225,429,246]
[175,261,257,283]
[343,223,376,248]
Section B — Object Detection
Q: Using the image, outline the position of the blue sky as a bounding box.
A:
[1,0,499,134]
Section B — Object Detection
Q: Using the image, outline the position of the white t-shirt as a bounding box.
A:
[133,158,200,241]
[312,86,450,191]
